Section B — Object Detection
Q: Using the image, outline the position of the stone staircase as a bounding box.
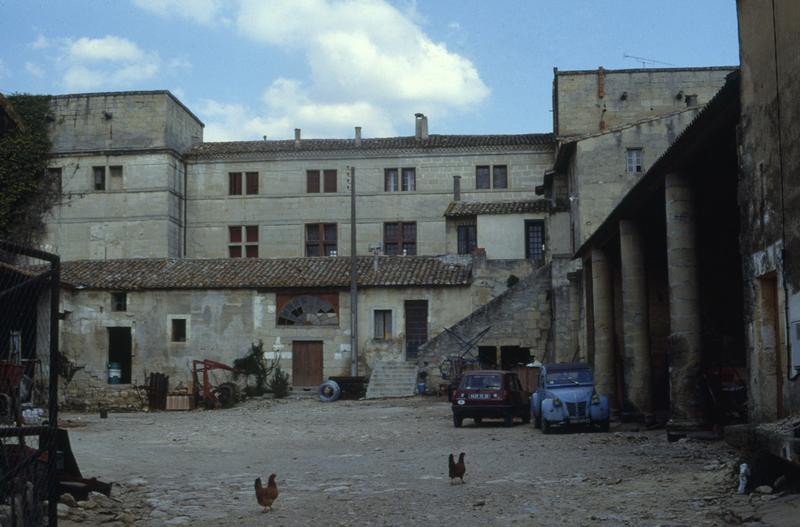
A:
[366,360,419,399]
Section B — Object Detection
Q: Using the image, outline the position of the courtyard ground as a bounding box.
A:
[57,396,798,526]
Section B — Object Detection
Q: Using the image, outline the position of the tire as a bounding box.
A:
[474,418,482,424]
[453,414,463,428]
[503,412,513,427]
[318,380,341,402]
[541,417,551,434]
[216,382,238,408]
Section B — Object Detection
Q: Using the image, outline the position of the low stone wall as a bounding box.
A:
[60,369,145,411]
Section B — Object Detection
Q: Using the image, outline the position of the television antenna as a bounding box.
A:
[623,53,676,68]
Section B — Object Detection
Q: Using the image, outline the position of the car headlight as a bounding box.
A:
[552,398,562,407]
[592,393,600,405]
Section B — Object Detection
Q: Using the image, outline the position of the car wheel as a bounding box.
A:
[503,412,513,427]
[599,419,610,432]
[453,414,463,428]
[541,417,551,434]
[474,417,482,424]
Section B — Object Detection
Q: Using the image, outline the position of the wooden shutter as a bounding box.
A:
[323,170,337,192]
[307,170,320,193]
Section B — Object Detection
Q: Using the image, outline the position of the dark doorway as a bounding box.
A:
[525,220,545,263]
[107,327,132,384]
[292,340,323,388]
[500,346,531,370]
[404,300,428,360]
[478,346,497,368]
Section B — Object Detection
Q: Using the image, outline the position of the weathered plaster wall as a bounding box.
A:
[737,0,800,420]
[555,67,734,137]
[185,149,553,258]
[477,212,547,260]
[571,111,699,248]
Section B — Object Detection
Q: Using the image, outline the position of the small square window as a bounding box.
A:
[476,166,490,189]
[307,170,320,193]
[374,310,392,340]
[493,165,508,189]
[171,318,187,342]
[401,168,416,191]
[111,292,127,312]
[626,149,643,174]
[384,169,399,192]
[93,166,106,191]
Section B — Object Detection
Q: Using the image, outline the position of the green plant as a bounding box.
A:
[0,94,59,246]
[233,340,270,395]
[506,274,520,287]
[270,367,290,399]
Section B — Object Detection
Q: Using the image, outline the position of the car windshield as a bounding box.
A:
[546,369,593,386]
[462,374,503,390]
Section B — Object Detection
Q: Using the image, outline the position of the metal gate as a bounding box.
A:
[404,300,428,360]
[0,240,60,526]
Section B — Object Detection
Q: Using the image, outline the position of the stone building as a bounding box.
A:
[736,0,800,424]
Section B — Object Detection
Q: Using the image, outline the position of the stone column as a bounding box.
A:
[590,248,616,407]
[619,220,653,420]
[664,172,705,431]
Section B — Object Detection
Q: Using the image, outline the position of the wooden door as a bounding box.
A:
[404,300,428,360]
[292,341,323,387]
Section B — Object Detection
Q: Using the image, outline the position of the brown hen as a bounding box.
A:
[448,452,466,484]
[255,473,279,512]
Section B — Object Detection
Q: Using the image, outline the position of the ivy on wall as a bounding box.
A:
[0,94,57,246]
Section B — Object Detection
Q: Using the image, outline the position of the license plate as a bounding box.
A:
[468,393,491,399]
[569,418,590,424]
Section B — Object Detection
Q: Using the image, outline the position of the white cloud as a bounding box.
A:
[31,35,50,49]
[69,36,145,62]
[25,62,45,78]
[131,0,230,26]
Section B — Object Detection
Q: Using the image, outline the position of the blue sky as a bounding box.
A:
[0,0,740,141]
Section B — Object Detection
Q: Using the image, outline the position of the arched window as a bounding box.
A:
[277,294,338,326]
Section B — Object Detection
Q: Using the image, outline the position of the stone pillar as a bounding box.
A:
[664,172,705,431]
[590,248,616,407]
[619,220,653,420]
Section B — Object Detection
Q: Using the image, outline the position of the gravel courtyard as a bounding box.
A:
[57,396,798,526]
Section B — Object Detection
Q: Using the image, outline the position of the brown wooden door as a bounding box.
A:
[404,300,428,360]
[292,341,324,387]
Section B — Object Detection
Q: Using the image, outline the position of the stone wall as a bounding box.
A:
[418,264,551,384]
[555,67,734,137]
[185,149,553,258]
[737,0,800,421]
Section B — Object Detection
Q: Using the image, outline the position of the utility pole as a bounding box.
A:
[348,166,358,375]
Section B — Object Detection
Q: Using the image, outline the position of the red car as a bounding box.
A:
[451,370,530,427]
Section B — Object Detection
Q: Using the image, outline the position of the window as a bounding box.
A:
[384,222,416,255]
[476,165,508,189]
[229,172,242,195]
[626,148,643,174]
[457,224,477,255]
[323,170,337,192]
[47,167,62,196]
[246,172,259,194]
[109,165,123,190]
[525,220,545,262]
[93,166,106,191]
[171,318,187,342]
[306,223,337,256]
[384,168,415,192]
[307,170,337,193]
[277,293,339,326]
[111,292,127,312]
[374,310,392,340]
[228,225,259,257]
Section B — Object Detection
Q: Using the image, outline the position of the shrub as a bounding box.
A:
[270,367,290,399]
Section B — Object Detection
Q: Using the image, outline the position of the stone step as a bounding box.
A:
[366,360,419,400]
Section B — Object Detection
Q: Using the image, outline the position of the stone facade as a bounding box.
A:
[736,0,800,421]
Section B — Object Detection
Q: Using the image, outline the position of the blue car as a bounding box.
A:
[530,363,610,433]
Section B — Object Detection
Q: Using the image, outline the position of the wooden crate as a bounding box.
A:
[166,395,195,411]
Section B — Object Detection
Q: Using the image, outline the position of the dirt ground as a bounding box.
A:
[56,396,799,527]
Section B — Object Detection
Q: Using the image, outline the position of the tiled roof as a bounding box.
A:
[444,199,551,217]
[57,256,471,290]
[188,134,554,160]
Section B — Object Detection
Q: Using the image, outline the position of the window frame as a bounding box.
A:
[168,315,190,343]
[228,225,259,258]
[626,148,643,175]
[93,166,106,191]
[384,167,416,192]
[476,164,509,189]
[323,169,337,193]
[111,292,127,312]
[229,172,243,195]
[245,171,259,195]
[457,223,477,255]
[373,309,393,340]
[383,221,417,255]
[524,219,546,262]
[305,223,338,256]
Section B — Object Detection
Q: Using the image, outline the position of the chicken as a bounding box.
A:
[448,452,466,484]
[255,474,279,512]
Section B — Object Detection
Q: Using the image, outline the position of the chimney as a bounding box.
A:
[414,113,428,140]
[453,175,461,201]
[294,128,301,148]
[354,126,362,147]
